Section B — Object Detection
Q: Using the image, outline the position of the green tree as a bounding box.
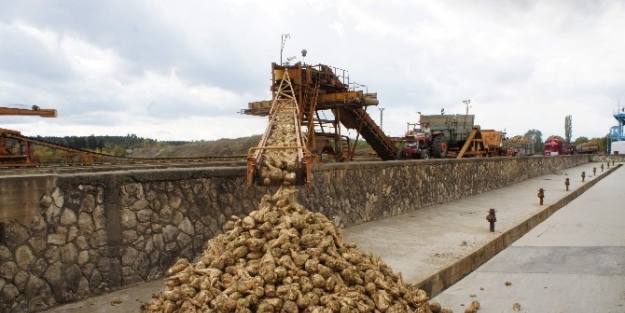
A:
[574,136,589,144]
[565,115,572,144]
[111,145,127,157]
[87,135,98,150]
[96,139,105,152]
[73,137,87,149]
[524,129,544,153]
[590,136,608,154]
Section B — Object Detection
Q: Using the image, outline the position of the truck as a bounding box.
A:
[396,113,492,159]
[574,141,600,154]
[395,119,455,160]
[419,114,492,158]
[481,129,507,156]
[543,136,573,156]
[395,122,439,159]
[503,135,535,156]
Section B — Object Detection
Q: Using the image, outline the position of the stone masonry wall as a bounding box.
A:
[0,155,598,312]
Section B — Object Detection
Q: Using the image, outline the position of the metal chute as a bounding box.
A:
[246,70,313,193]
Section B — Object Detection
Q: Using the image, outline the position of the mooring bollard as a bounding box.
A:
[593,167,596,175]
[538,188,545,205]
[565,178,570,191]
[486,209,497,232]
[581,171,585,182]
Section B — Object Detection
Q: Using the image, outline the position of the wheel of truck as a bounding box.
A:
[396,149,407,160]
[432,135,448,158]
[420,149,430,159]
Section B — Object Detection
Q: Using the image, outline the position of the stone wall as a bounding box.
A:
[0,155,595,311]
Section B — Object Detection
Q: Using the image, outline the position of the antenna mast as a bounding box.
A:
[280,34,290,65]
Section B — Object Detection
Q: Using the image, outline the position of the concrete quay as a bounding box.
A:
[43,161,621,312]
[432,163,625,312]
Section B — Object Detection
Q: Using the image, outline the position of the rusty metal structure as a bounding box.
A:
[1,105,59,166]
[242,61,511,177]
[246,70,314,192]
[0,105,57,118]
[0,105,115,166]
[0,105,246,167]
[0,127,247,167]
[242,62,397,162]
[1,127,97,166]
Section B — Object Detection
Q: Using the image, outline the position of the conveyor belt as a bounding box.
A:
[338,106,398,160]
[0,130,246,168]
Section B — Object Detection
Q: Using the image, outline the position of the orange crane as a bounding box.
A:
[1,105,57,165]
[0,105,57,117]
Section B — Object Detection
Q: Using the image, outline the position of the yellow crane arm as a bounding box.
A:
[0,106,57,118]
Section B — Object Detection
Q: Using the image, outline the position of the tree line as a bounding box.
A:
[523,114,609,154]
[35,134,186,156]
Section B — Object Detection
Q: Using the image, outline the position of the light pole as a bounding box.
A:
[462,100,471,134]
[379,107,385,132]
[463,99,471,115]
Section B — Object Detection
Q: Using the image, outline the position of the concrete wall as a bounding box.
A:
[0,155,606,312]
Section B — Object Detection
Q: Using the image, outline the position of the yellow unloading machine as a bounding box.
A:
[243,62,397,192]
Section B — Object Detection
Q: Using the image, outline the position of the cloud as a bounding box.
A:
[1,0,624,143]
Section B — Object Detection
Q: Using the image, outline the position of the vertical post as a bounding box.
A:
[486,209,497,232]
[379,107,385,132]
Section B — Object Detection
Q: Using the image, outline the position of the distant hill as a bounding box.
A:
[36,134,262,157]
[128,135,379,158]
[128,135,262,158]
[36,133,375,158]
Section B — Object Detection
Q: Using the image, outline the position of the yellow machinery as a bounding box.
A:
[242,62,397,163]
[243,62,399,192]
[481,129,506,157]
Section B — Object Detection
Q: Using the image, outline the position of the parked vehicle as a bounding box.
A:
[395,122,445,159]
[575,141,599,154]
[502,135,535,156]
[543,136,573,156]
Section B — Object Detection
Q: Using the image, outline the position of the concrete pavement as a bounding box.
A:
[43,161,621,313]
[432,163,625,312]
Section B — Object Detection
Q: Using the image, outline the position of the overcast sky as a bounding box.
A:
[1,0,624,141]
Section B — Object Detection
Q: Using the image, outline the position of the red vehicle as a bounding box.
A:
[396,123,447,160]
[543,136,574,156]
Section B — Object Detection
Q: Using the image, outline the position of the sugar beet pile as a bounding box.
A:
[257,103,300,187]
[140,187,455,313]
[140,98,459,313]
